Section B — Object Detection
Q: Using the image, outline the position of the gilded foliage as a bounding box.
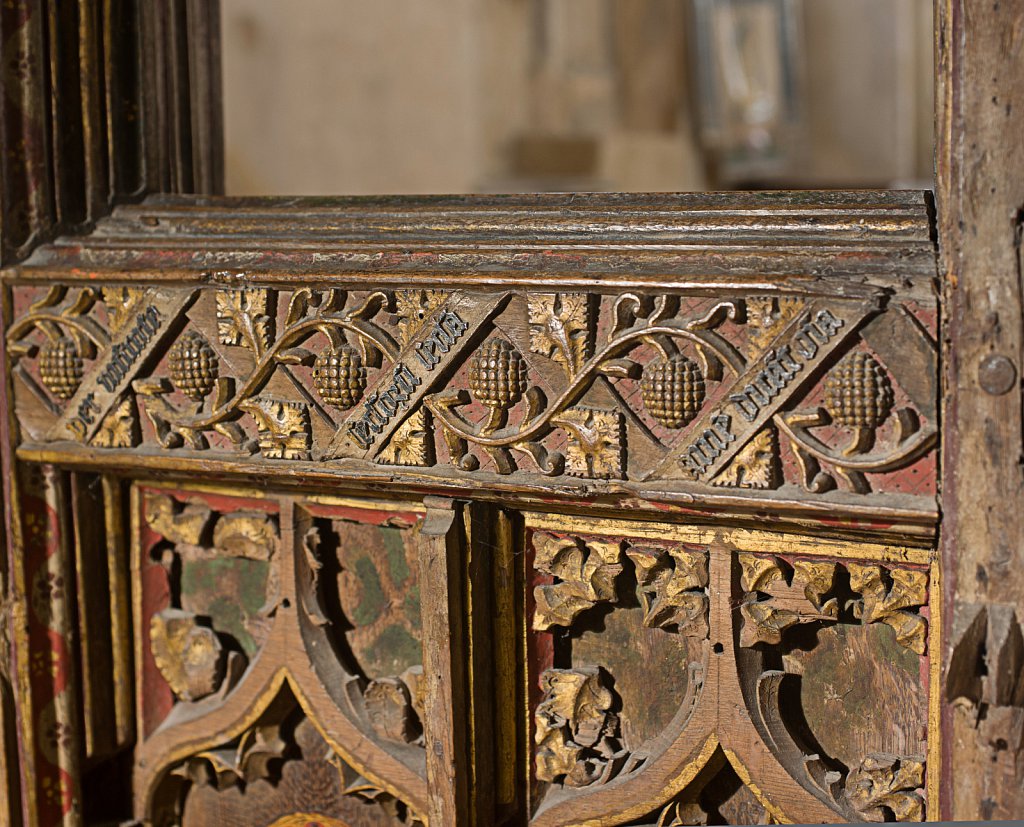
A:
[101,285,146,334]
[848,564,928,655]
[216,288,272,355]
[533,533,623,630]
[844,753,925,822]
[738,555,839,647]
[738,553,785,593]
[238,397,311,460]
[145,493,212,546]
[378,409,432,467]
[626,544,709,636]
[150,608,225,702]
[534,667,625,788]
[746,296,805,353]
[553,406,624,480]
[395,289,450,346]
[528,292,591,377]
[712,427,779,489]
[211,511,278,560]
[91,394,138,448]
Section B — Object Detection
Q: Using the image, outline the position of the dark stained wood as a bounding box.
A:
[70,472,117,760]
[0,3,222,823]
[936,0,1024,819]
[23,191,936,298]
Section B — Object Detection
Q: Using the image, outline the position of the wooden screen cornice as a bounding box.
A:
[3,191,938,540]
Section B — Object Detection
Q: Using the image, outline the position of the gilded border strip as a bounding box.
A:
[520,511,933,566]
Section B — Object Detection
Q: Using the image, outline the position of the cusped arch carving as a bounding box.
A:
[136,498,430,825]
[530,534,932,826]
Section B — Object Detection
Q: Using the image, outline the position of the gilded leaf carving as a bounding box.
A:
[534,666,626,788]
[712,426,779,489]
[145,493,212,546]
[738,553,785,593]
[377,408,432,467]
[528,292,591,377]
[848,564,928,654]
[101,285,146,335]
[395,288,450,346]
[216,287,272,355]
[552,406,624,480]
[150,608,225,702]
[739,599,802,647]
[746,296,805,354]
[8,276,937,499]
[533,533,623,630]
[627,545,709,636]
[239,397,311,460]
[211,511,278,560]
[844,753,925,822]
[793,559,840,611]
[90,394,138,448]
[738,555,838,647]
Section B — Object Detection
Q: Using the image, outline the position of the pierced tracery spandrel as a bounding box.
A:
[532,533,624,630]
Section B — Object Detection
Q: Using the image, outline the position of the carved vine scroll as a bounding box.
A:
[6,278,937,517]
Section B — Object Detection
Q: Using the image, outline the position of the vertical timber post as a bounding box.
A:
[0,3,223,823]
[419,497,472,825]
[937,0,1024,819]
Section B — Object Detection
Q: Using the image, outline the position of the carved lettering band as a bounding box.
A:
[349,364,424,449]
[648,301,875,482]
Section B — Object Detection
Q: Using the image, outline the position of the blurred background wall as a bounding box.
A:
[221,0,933,195]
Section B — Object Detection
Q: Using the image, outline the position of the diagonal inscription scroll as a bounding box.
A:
[645,297,881,483]
[47,288,199,444]
[324,291,510,461]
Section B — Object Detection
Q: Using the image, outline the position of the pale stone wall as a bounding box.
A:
[221,0,932,195]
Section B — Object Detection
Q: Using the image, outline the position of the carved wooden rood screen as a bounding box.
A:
[0,192,941,825]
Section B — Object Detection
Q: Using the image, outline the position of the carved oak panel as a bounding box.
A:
[0,192,940,824]
[522,514,937,825]
[132,486,428,827]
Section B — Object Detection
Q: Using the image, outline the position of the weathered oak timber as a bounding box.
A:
[0,3,223,824]
[937,0,1024,819]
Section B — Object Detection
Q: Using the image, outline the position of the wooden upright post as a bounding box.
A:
[937,0,1024,819]
[0,3,222,823]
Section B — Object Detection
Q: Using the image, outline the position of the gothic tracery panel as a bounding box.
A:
[522,514,936,825]
[1,192,940,824]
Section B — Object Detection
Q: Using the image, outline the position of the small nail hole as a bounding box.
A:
[713,642,724,654]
